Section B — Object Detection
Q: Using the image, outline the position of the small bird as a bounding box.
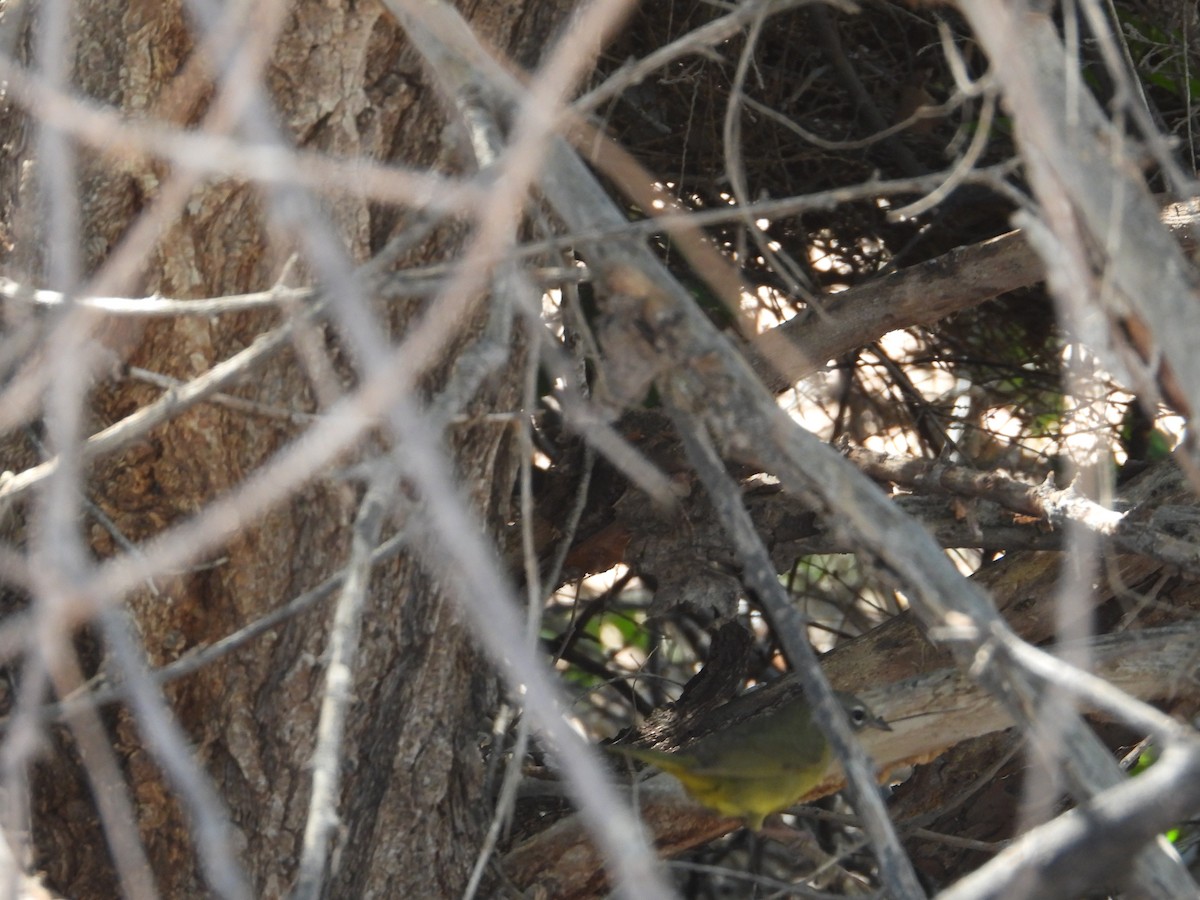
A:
[611,690,890,830]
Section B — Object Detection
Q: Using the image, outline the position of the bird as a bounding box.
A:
[611,690,890,830]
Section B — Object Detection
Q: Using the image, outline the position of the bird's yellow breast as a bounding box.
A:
[611,690,887,830]
[665,742,834,830]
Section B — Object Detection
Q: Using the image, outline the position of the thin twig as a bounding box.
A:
[97,607,253,900]
[573,0,839,117]
[462,310,544,900]
[293,466,399,900]
[0,312,306,504]
[126,366,319,426]
[37,532,409,724]
[0,55,480,217]
[42,628,160,900]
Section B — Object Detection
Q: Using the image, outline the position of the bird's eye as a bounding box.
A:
[849,706,867,727]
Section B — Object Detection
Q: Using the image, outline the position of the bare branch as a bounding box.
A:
[294,467,398,899]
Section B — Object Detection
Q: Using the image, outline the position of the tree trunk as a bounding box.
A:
[0,0,570,896]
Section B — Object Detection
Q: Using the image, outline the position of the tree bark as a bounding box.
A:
[0,1,571,896]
